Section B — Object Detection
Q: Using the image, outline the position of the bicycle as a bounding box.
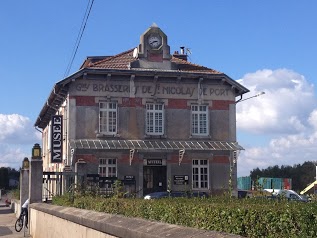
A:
[15,209,27,232]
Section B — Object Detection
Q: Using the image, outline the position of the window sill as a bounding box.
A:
[189,135,211,139]
[144,134,167,139]
[96,133,120,139]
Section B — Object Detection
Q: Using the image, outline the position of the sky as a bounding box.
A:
[1,1,317,177]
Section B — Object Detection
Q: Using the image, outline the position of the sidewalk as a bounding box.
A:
[0,204,31,237]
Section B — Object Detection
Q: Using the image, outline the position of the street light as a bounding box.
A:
[235,91,265,104]
[32,143,42,160]
[22,157,29,169]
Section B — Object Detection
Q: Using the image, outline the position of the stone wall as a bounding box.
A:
[29,203,242,238]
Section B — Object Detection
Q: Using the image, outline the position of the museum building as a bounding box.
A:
[35,24,249,197]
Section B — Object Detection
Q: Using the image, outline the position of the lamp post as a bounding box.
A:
[235,91,265,104]
[20,157,30,206]
[32,143,42,160]
[22,157,29,169]
[229,151,238,197]
[29,143,43,203]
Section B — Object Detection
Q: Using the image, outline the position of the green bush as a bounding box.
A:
[52,195,317,237]
[10,188,20,200]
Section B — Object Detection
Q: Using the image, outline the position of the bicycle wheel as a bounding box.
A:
[15,217,23,232]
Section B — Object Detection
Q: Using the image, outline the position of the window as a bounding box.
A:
[146,103,164,135]
[191,105,208,136]
[99,158,117,177]
[192,159,209,189]
[99,102,117,134]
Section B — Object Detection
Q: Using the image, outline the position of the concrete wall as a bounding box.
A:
[11,199,20,218]
[29,203,242,238]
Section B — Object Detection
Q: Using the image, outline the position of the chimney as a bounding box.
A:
[173,46,187,61]
[180,46,185,54]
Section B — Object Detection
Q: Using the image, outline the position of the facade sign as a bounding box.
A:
[123,175,136,185]
[51,115,63,163]
[146,159,163,166]
[174,175,189,185]
[124,175,135,180]
[72,81,233,100]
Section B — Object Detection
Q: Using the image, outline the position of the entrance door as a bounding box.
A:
[143,166,167,196]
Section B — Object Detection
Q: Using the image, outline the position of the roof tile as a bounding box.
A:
[81,48,222,74]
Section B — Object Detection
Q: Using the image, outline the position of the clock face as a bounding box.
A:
[148,35,162,48]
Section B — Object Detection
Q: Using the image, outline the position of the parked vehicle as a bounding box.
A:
[264,189,308,202]
[144,191,169,199]
[144,191,209,199]
[237,189,253,198]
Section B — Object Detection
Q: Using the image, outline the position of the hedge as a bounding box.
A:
[53,195,317,238]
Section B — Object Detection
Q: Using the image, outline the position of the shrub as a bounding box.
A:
[52,195,317,237]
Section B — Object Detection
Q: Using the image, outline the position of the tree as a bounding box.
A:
[249,161,316,191]
[298,162,315,191]
[0,167,9,189]
[0,167,20,189]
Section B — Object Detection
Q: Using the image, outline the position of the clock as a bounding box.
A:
[148,34,162,49]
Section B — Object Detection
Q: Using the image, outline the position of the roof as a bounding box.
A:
[70,139,244,151]
[81,48,222,74]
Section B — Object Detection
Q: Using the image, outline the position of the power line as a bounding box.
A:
[64,0,95,77]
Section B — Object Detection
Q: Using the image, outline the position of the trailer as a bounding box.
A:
[257,177,292,190]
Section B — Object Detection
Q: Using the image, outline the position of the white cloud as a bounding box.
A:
[308,109,317,130]
[0,114,40,144]
[237,68,316,135]
[237,69,317,177]
[0,114,41,169]
[0,144,29,169]
[238,133,317,176]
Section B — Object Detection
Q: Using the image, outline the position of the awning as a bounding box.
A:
[70,139,243,151]
[69,139,244,165]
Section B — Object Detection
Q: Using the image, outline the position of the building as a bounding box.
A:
[35,24,249,197]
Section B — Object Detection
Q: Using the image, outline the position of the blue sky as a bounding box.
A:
[1,1,317,177]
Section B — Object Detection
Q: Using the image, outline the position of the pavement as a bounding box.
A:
[0,201,31,238]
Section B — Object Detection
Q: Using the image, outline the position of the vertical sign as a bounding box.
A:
[51,115,63,163]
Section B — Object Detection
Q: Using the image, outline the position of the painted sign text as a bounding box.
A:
[75,83,230,98]
[51,115,63,163]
